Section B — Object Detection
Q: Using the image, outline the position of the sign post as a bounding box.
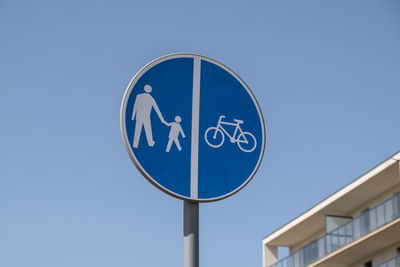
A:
[184,201,199,267]
[121,53,265,266]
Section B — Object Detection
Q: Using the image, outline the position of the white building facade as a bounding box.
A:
[263,152,400,267]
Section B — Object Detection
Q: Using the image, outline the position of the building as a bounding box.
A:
[263,152,400,267]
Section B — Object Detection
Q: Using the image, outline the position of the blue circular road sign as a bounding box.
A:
[121,53,265,202]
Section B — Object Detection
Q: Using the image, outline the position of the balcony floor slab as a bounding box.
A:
[310,217,400,267]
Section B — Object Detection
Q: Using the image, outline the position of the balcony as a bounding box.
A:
[375,255,400,267]
[270,193,400,267]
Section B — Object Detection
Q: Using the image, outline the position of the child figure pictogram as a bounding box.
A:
[166,116,185,152]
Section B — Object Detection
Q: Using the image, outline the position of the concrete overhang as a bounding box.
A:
[263,152,400,247]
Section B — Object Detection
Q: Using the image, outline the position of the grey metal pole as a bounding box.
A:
[184,200,199,267]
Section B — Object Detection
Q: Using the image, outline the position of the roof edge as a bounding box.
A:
[263,150,400,245]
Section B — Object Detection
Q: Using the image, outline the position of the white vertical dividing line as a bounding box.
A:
[190,57,201,199]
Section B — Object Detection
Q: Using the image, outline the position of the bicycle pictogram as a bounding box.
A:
[204,115,257,153]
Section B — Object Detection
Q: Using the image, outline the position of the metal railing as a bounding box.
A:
[270,193,400,267]
[375,255,400,267]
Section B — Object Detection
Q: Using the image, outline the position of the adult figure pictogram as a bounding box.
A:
[131,84,166,148]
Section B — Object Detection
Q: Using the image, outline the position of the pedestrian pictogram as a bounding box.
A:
[166,116,185,152]
[131,84,167,148]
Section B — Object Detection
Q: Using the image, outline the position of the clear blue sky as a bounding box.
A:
[1,1,400,267]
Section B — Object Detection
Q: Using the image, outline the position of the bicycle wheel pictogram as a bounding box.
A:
[237,132,256,152]
[205,127,225,148]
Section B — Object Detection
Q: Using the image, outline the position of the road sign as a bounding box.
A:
[121,53,265,202]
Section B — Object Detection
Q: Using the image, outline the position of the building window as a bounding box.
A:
[364,260,372,267]
[360,209,370,236]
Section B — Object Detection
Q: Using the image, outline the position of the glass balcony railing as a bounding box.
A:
[375,255,400,267]
[270,193,400,267]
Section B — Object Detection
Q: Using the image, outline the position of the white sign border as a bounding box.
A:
[120,53,266,202]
